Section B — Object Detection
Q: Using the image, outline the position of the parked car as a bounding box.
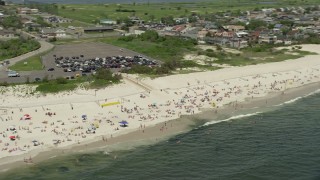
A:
[7,71,20,77]
[48,68,55,71]
[35,77,41,82]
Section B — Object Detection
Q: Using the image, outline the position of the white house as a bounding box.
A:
[41,28,66,38]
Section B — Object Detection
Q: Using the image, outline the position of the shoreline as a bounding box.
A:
[0,44,320,174]
[1,81,319,174]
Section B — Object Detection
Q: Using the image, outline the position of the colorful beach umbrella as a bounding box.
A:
[119,120,128,125]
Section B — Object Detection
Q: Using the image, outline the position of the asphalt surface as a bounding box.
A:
[0,42,156,84]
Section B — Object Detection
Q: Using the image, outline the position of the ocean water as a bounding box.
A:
[1,91,320,180]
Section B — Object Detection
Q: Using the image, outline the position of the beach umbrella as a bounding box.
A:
[9,136,16,140]
[119,120,128,125]
[24,114,32,120]
[9,125,16,131]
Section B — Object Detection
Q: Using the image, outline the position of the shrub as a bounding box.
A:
[118,35,135,42]
[127,65,154,74]
[0,81,8,86]
[56,77,68,84]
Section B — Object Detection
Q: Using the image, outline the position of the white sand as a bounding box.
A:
[0,44,320,166]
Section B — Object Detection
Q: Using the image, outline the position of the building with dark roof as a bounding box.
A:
[84,26,114,33]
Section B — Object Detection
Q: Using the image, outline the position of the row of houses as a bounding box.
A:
[39,26,114,38]
[126,5,320,49]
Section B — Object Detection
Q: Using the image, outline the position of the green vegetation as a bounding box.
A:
[58,21,91,28]
[35,69,122,93]
[55,31,317,75]
[0,38,41,61]
[10,54,43,71]
[103,30,197,62]
[34,16,52,27]
[90,68,122,88]
[0,15,22,29]
[35,79,78,93]
[204,44,318,66]
[300,33,320,44]
[48,0,319,24]
[246,19,267,30]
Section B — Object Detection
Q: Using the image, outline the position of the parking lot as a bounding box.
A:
[42,42,157,72]
[0,42,158,83]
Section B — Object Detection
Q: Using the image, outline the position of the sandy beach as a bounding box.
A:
[0,44,320,172]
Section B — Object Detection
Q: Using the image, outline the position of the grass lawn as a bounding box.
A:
[10,55,43,71]
[99,37,197,62]
[58,20,92,28]
[55,0,320,24]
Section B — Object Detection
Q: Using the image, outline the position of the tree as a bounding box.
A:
[188,16,198,23]
[138,30,159,42]
[281,27,290,36]
[36,16,51,27]
[280,20,294,27]
[246,19,267,30]
[1,15,22,29]
[149,14,155,22]
[95,68,113,80]
[160,16,174,25]
[216,44,223,51]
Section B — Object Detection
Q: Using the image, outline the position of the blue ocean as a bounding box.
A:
[1,90,320,179]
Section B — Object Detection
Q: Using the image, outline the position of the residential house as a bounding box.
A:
[129,16,144,24]
[286,29,305,40]
[223,25,245,32]
[273,24,283,33]
[17,7,39,14]
[258,32,277,44]
[180,26,201,40]
[173,17,188,24]
[44,16,72,23]
[100,19,117,26]
[83,26,114,33]
[128,26,145,35]
[0,29,16,39]
[248,31,261,43]
[204,22,219,30]
[41,28,66,38]
[229,38,248,49]
[205,31,236,46]
[197,29,208,40]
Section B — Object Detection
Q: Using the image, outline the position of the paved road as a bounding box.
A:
[0,32,160,84]
[0,31,55,83]
[0,39,54,70]
[0,70,83,83]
